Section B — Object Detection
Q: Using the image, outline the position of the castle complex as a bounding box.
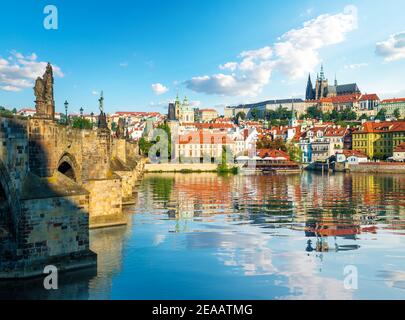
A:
[305,65,361,100]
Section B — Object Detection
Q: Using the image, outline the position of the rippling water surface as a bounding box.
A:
[6,172,405,299]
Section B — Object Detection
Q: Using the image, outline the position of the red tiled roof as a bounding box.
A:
[381,98,405,104]
[360,94,379,101]
[324,127,348,137]
[331,94,361,104]
[257,149,290,160]
[115,112,161,116]
[319,97,333,103]
[341,150,368,158]
[199,109,218,113]
[355,121,405,133]
[394,142,405,152]
[178,131,233,145]
[292,126,302,142]
[194,123,235,130]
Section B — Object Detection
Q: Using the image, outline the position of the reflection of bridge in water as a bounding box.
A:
[0,63,145,279]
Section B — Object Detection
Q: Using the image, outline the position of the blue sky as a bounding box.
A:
[0,0,405,115]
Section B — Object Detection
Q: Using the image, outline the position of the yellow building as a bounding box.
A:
[352,121,405,159]
[198,109,219,122]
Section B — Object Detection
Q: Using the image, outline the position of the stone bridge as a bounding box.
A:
[0,65,145,278]
[0,116,145,278]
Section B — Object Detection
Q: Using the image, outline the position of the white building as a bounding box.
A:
[336,150,368,164]
[17,108,36,117]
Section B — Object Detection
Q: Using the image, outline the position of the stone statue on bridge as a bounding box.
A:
[34,63,55,120]
[97,91,108,129]
[116,117,126,139]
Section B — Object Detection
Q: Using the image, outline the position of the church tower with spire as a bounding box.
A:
[305,64,361,101]
[305,74,315,100]
[314,64,329,100]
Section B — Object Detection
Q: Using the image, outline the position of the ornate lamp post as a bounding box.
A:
[64,100,69,125]
[79,107,84,129]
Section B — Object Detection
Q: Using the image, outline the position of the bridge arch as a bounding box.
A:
[57,153,81,183]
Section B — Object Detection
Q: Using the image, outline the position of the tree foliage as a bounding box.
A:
[250,108,260,120]
[257,137,287,152]
[139,122,172,160]
[287,143,302,163]
[235,111,246,121]
[394,108,401,119]
[71,117,93,129]
[0,106,15,118]
[375,108,387,121]
[300,106,357,123]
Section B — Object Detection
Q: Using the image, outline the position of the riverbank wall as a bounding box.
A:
[145,163,219,172]
[348,162,405,174]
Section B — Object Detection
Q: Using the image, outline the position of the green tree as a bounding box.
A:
[257,137,287,151]
[250,108,260,120]
[359,114,369,121]
[139,122,172,160]
[72,117,93,129]
[58,114,68,125]
[375,108,387,121]
[0,106,14,118]
[217,146,237,174]
[394,108,401,119]
[139,137,153,155]
[287,143,302,163]
[156,122,172,159]
[235,111,246,121]
[306,106,323,119]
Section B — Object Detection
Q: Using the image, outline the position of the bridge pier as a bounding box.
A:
[84,176,127,229]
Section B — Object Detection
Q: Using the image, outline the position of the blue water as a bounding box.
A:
[5,172,405,299]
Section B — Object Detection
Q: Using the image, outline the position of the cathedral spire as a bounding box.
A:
[305,73,315,100]
[320,64,325,80]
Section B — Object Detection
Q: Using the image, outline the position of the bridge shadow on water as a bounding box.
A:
[0,116,99,300]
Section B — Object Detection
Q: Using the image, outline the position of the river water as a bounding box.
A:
[5,172,405,299]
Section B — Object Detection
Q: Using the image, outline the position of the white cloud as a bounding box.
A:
[376,31,405,62]
[92,90,100,96]
[274,5,358,79]
[185,5,358,97]
[0,51,64,92]
[344,62,368,70]
[151,83,169,95]
[119,61,128,67]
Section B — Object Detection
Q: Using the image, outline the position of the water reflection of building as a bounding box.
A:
[140,172,405,248]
